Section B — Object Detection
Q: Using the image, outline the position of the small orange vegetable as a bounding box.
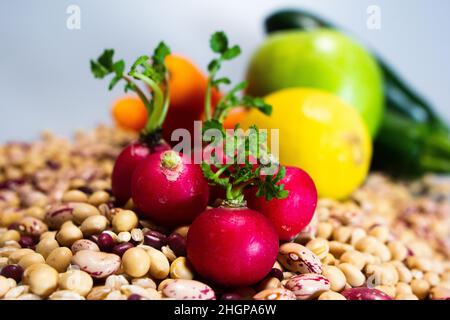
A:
[112,96,148,132]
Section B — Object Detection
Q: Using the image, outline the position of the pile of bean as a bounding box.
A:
[0,126,449,300]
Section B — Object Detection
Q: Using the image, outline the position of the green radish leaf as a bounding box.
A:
[210,31,228,53]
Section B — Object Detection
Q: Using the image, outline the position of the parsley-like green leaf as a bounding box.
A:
[222,45,241,60]
[210,31,228,53]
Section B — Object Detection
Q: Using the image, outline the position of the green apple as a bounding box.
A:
[246,30,384,136]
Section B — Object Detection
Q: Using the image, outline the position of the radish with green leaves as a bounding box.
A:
[187,32,286,287]
[91,43,172,205]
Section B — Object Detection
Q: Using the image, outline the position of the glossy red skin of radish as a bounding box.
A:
[245,166,318,241]
[187,207,279,287]
[131,151,209,228]
[112,141,170,205]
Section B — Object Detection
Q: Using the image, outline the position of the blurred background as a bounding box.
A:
[0,0,449,142]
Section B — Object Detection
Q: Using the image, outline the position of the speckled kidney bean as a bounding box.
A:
[71,239,100,254]
[161,279,215,300]
[18,217,48,237]
[284,274,330,300]
[44,203,75,229]
[341,287,393,300]
[71,250,121,279]
[253,288,297,300]
[278,243,322,274]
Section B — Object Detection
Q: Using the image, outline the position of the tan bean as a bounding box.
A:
[424,272,440,287]
[62,190,88,203]
[354,236,379,254]
[131,277,157,290]
[56,222,83,247]
[7,248,35,264]
[321,253,336,266]
[284,274,330,300]
[387,241,408,261]
[40,231,57,241]
[139,245,170,280]
[396,282,412,295]
[318,291,346,300]
[130,228,144,244]
[112,210,138,233]
[18,252,45,269]
[392,261,413,283]
[46,247,73,272]
[80,215,109,236]
[349,228,366,246]
[429,286,450,300]
[278,242,322,274]
[24,206,46,221]
[88,191,110,206]
[120,285,160,300]
[411,279,430,299]
[86,285,112,300]
[328,241,352,259]
[0,230,21,245]
[322,265,346,292]
[170,257,194,280]
[58,270,93,296]
[306,238,329,260]
[340,251,366,270]
[374,285,396,298]
[365,263,399,286]
[35,237,60,259]
[122,247,151,278]
[368,225,390,243]
[105,274,129,290]
[332,226,352,243]
[49,290,85,300]
[72,203,100,225]
[406,256,433,272]
[117,231,131,243]
[395,293,419,300]
[0,275,13,298]
[23,263,58,297]
[372,243,391,262]
[316,222,333,239]
[253,288,296,300]
[338,263,366,287]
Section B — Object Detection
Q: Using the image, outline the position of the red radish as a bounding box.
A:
[245,166,317,241]
[112,141,169,205]
[187,206,279,287]
[131,150,209,228]
[91,43,174,206]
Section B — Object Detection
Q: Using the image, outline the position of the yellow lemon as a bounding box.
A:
[239,88,372,199]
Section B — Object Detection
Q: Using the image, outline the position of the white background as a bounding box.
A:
[0,0,449,142]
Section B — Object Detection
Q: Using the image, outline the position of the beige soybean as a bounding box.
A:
[46,247,73,272]
[339,251,366,271]
[8,248,35,264]
[306,238,329,260]
[424,272,440,287]
[112,210,138,232]
[139,245,170,280]
[88,191,110,206]
[387,241,408,261]
[35,237,60,259]
[332,226,352,243]
[18,252,45,269]
[72,203,100,225]
[374,285,396,298]
[396,282,413,295]
[62,190,88,203]
[80,215,109,236]
[318,291,346,300]
[372,243,391,262]
[0,276,12,298]
[0,230,21,245]
[349,228,367,246]
[322,265,346,292]
[368,225,390,243]
[316,222,333,239]
[392,262,413,283]
[395,293,419,300]
[59,270,93,296]
[122,247,151,278]
[411,279,430,299]
[170,257,194,280]
[338,263,366,287]
[23,263,59,297]
[56,222,83,247]
[328,241,352,259]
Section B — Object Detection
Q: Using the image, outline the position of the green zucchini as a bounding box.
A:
[265,9,450,176]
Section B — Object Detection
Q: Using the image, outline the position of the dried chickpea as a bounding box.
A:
[46,247,72,272]
[80,215,109,236]
[112,210,138,232]
[62,190,88,203]
[18,252,45,269]
[59,270,93,296]
[122,247,151,278]
[411,279,430,299]
[35,237,60,259]
[318,291,346,300]
[322,265,346,292]
[338,263,365,287]
[170,257,194,280]
[306,238,329,260]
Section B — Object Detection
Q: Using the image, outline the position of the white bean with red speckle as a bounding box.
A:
[284,274,330,300]
[161,279,215,300]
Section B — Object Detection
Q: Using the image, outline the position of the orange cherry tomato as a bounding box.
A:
[112,96,148,132]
